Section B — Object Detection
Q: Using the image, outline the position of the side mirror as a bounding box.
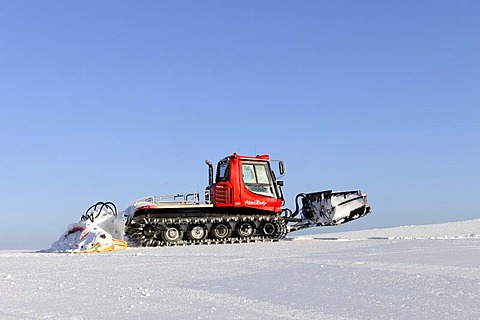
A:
[270,159,286,178]
[278,161,286,176]
[277,180,284,187]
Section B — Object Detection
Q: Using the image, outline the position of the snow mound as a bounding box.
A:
[1,273,13,280]
[294,218,480,241]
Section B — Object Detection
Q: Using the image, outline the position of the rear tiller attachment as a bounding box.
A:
[283,190,371,232]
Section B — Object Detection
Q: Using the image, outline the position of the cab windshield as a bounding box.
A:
[241,162,275,197]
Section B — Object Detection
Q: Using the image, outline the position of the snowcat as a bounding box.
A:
[124,153,371,247]
[50,153,371,252]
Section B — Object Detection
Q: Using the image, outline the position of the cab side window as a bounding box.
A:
[216,161,229,182]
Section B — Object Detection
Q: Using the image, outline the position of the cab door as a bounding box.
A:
[238,160,282,213]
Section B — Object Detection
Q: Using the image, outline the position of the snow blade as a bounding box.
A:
[302,190,371,226]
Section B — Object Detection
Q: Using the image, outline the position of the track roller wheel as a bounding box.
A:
[161,225,183,243]
[142,223,157,239]
[261,222,276,236]
[235,221,256,238]
[125,218,163,247]
[187,224,207,241]
[211,222,232,239]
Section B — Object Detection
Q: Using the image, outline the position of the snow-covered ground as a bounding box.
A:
[1,219,479,320]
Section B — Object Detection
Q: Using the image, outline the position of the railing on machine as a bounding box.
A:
[132,189,212,207]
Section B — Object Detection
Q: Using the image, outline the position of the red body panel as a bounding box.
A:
[209,154,282,213]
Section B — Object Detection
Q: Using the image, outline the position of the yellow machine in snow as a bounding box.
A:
[49,202,128,253]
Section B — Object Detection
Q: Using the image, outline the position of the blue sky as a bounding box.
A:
[0,1,478,249]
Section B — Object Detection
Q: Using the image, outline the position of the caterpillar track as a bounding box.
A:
[125,215,288,247]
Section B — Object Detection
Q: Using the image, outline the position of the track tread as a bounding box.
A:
[126,215,287,247]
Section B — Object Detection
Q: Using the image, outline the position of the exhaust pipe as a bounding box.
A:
[205,160,214,186]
